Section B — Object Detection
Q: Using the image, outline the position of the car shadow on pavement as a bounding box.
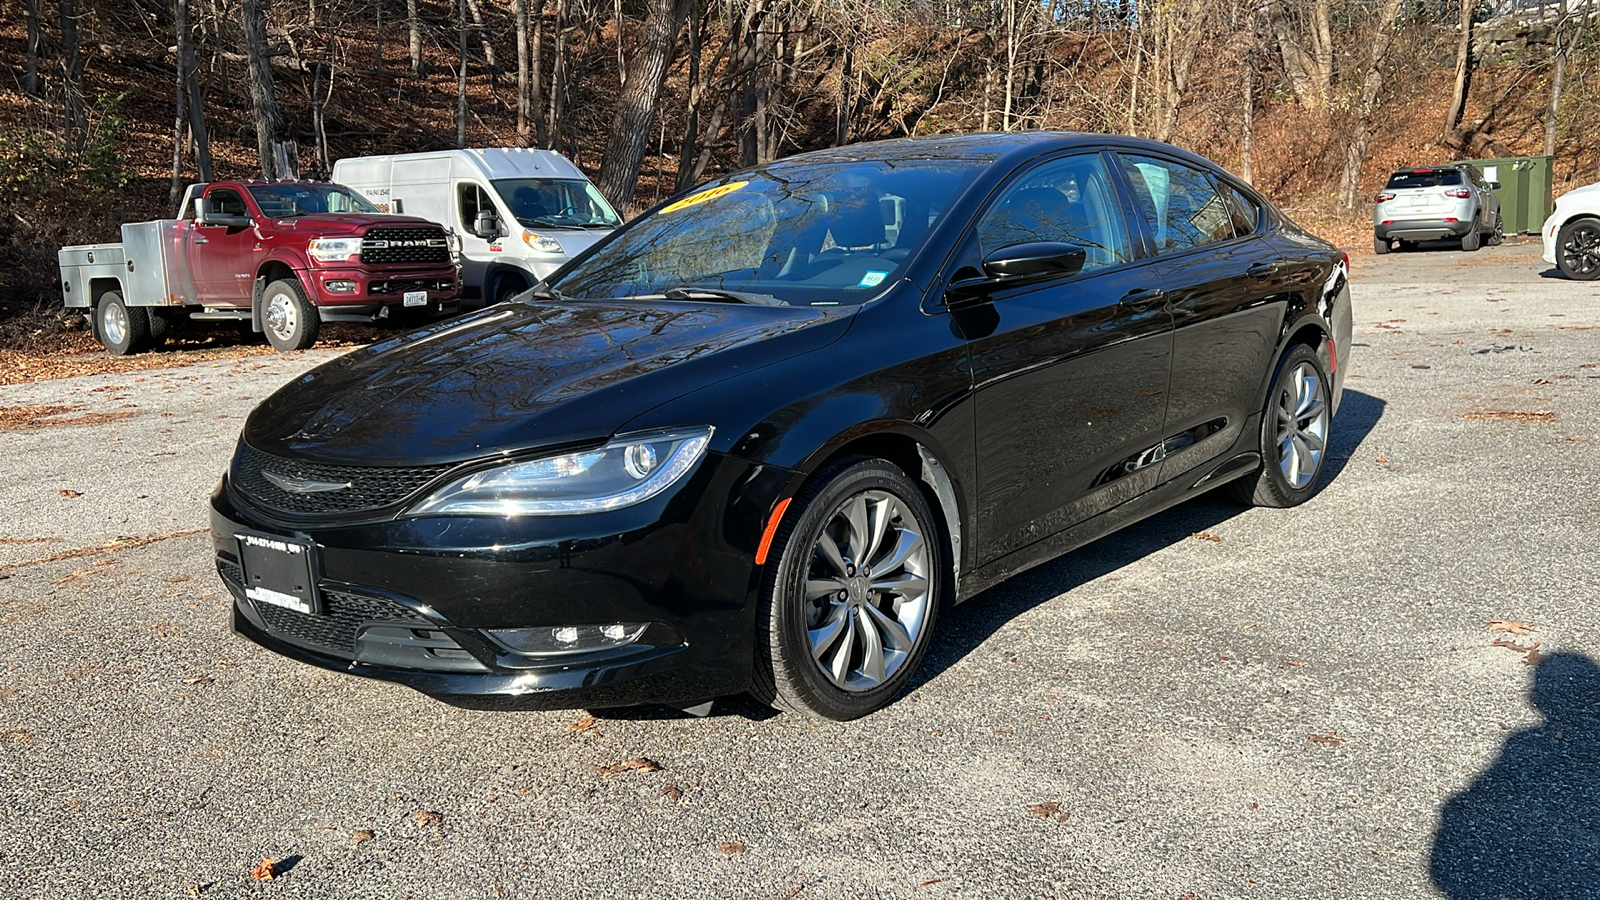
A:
[1429,652,1600,898]
[1538,267,1567,279]
[910,388,1386,694]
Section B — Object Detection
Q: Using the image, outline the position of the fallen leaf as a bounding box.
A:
[1524,645,1549,666]
[1191,531,1222,542]
[919,880,944,888]
[412,809,443,827]
[1533,378,1554,385]
[568,715,599,734]
[1308,731,1344,745]
[250,858,278,881]
[1491,637,1537,654]
[182,675,212,686]
[719,841,745,854]
[1026,801,1070,822]
[661,784,683,801]
[352,828,374,844]
[596,757,662,776]
[1488,620,1535,635]
[59,489,82,498]
[165,574,194,584]
[784,884,806,899]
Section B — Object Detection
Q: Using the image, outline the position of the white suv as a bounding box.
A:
[1373,165,1502,254]
[1541,180,1600,280]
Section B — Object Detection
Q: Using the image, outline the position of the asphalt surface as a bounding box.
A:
[1,238,1597,899]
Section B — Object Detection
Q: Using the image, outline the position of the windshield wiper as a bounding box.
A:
[527,284,568,302]
[661,286,787,307]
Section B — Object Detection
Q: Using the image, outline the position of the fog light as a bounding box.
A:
[325,279,357,293]
[488,623,648,656]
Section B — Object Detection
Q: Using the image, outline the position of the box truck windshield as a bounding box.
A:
[494,178,621,229]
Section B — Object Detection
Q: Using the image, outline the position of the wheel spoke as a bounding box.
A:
[1281,435,1300,485]
[806,577,846,601]
[844,495,871,563]
[863,602,916,652]
[864,495,893,564]
[870,572,928,599]
[1297,396,1326,425]
[824,609,856,685]
[815,531,849,577]
[1297,429,1326,453]
[869,528,923,577]
[809,602,850,661]
[855,607,886,685]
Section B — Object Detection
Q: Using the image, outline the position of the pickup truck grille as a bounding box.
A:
[232,443,456,516]
[361,227,451,265]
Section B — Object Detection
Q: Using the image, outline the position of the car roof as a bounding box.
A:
[770,132,1227,175]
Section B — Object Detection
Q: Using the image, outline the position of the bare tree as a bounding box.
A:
[1546,0,1572,157]
[61,0,85,143]
[406,0,423,73]
[170,0,214,204]
[1265,0,1331,109]
[243,0,293,179]
[596,0,695,208]
[24,0,42,96]
[1337,0,1406,208]
[1442,0,1483,139]
[1148,0,1213,142]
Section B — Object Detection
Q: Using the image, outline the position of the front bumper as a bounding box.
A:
[1542,211,1560,264]
[209,451,795,709]
[1374,219,1474,242]
[303,265,460,308]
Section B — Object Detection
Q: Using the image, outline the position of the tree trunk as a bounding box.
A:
[1002,0,1017,130]
[530,0,547,147]
[595,0,694,209]
[170,0,212,203]
[1337,0,1405,209]
[24,0,41,96]
[675,1,705,192]
[457,0,468,148]
[1266,0,1330,109]
[61,0,85,144]
[464,0,497,74]
[1442,0,1481,137]
[1546,0,1569,157]
[376,0,385,71]
[406,0,423,73]
[242,0,289,179]
[837,37,854,144]
[549,0,568,153]
[1241,60,1254,184]
[516,0,530,143]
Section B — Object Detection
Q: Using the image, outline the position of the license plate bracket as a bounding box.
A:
[236,531,321,615]
[403,290,428,307]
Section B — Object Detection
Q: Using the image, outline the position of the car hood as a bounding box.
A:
[264,214,443,235]
[1556,180,1600,209]
[243,299,854,465]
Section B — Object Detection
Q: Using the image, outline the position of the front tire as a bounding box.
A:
[755,457,944,721]
[95,290,149,356]
[491,272,529,306]
[1228,344,1332,508]
[1373,236,1391,255]
[260,279,320,351]
[1556,217,1600,280]
[1488,212,1505,246]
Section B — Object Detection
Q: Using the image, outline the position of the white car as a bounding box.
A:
[1542,180,1600,280]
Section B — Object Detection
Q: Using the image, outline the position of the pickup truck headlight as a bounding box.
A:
[308,237,364,263]
[408,427,713,517]
[522,231,565,254]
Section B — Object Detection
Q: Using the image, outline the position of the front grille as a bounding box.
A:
[220,560,432,657]
[361,227,451,265]
[368,277,455,296]
[232,443,455,517]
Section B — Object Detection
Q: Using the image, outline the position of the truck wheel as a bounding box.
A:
[491,272,529,306]
[96,290,149,356]
[260,279,320,351]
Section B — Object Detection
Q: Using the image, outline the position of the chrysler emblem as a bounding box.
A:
[262,471,352,494]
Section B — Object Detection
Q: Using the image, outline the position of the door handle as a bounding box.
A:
[1120,287,1166,310]
[192,237,208,244]
[1246,261,1279,279]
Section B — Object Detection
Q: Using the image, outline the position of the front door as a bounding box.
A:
[189,186,257,307]
[962,152,1174,566]
[454,181,501,301]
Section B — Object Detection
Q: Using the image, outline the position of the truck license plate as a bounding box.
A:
[236,531,321,615]
[403,290,428,307]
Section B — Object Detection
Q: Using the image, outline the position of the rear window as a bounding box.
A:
[1385,169,1463,189]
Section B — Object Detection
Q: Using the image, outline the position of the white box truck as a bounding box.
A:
[331,148,620,307]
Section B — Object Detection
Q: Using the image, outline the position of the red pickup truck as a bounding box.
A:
[57,180,460,354]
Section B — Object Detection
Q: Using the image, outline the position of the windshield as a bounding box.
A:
[1385,169,1463,189]
[494,178,622,229]
[248,183,378,217]
[548,158,986,307]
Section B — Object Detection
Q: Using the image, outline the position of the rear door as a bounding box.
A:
[1111,152,1290,484]
[962,151,1174,566]
[189,186,257,307]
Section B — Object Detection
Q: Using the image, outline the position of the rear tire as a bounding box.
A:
[95,290,149,356]
[146,309,175,349]
[1227,344,1332,508]
[754,456,944,721]
[260,279,320,351]
[1373,236,1391,255]
[1461,219,1481,252]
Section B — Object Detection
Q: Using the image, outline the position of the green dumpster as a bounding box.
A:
[1450,155,1554,234]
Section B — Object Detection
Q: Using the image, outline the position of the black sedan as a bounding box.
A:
[211,133,1353,720]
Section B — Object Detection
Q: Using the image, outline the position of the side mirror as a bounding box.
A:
[1488,181,1503,190]
[473,209,502,239]
[948,241,1088,305]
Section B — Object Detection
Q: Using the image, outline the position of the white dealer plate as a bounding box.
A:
[403,290,428,307]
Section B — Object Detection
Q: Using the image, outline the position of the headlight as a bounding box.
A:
[522,231,565,254]
[408,427,713,516]
[308,237,363,263]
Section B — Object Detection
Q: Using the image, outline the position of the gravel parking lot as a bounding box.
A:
[2,238,1596,899]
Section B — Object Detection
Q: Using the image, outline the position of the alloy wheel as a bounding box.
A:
[103,302,128,347]
[802,489,932,692]
[1561,222,1600,277]
[1275,361,1329,490]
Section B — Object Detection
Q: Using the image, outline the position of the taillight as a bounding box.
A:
[1445,188,1472,198]
[1340,251,1349,271]
[1376,192,1396,202]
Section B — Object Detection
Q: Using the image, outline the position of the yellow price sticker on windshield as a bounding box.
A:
[661,181,749,214]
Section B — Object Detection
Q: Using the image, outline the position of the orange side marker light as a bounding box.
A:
[754,498,792,566]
